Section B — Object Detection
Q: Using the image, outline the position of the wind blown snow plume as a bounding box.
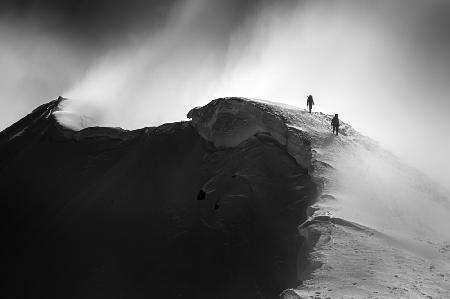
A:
[1,0,449,189]
[51,0,450,187]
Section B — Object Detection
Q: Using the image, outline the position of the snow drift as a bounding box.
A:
[1,96,449,298]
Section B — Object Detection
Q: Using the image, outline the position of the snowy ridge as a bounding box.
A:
[188,97,450,298]
[0,97,61,145]
[3,96,448,297]
[188,97,367,231]
[188,97,314,170]
[1,96,319,298]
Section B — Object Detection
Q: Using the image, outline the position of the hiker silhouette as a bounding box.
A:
[331,114,339,136]
[306,95,314,113]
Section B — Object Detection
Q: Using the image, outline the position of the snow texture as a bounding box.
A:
[188,97,450,298]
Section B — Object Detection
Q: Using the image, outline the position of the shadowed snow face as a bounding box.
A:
[0,101,318,297]
[1,0,450,187]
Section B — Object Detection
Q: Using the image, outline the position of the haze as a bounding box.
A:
[0,0,449,188]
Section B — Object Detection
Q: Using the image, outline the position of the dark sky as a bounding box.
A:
[0,0,450,187]
[0,0,174,42]
[0,0,274,47]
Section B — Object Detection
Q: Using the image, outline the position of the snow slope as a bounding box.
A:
[0,97,315,298]
[188,97,450,298]
[1,96,449,298]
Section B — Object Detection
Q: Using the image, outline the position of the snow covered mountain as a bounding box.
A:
[1,97,449,298]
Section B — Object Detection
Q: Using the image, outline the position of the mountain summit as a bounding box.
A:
[1,97,449,298]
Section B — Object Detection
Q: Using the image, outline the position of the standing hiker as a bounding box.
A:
[331,114,339,136]
[306,95,314,113]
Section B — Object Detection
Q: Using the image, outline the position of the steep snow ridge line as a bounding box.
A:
[188,97,313,170]
[187,97,386,295]
[0,97,61,144]
[187,97,337,230]
[187,97,338,210]
[32,96,62,116]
